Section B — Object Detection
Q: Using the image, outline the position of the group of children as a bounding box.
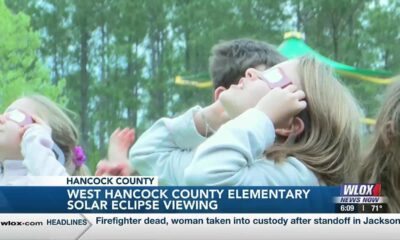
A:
[0,39,398,212]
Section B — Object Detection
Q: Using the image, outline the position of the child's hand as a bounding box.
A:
[108,127,135,164]
[96,127,136,176]
[255,85,307,129]
[19,115,50,138]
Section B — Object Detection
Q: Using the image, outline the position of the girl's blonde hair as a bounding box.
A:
[359,80,400,212]
[24,95,90,176]
[266,56,361,185]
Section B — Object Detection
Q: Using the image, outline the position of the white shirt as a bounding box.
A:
[184,108,320,186]
[0,125,69,185]
[130,106,205,185]
[130,106,320,186]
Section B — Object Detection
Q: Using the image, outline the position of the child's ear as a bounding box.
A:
[275,117,305,137]
[214,86,227,101]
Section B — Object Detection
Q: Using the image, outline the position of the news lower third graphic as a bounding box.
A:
[1,178,399,240]
[0,179,390,214]
[334,184,388,213]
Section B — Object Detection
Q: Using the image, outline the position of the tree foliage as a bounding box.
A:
[4,0,398,170]
[0,0,63,111]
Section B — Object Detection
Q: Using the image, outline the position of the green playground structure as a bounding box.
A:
[279,32,394,85]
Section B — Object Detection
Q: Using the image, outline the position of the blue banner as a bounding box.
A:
[0,186,340,213]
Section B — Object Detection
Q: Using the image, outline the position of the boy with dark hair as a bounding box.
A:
[210,39,286,89]
[97,39,285,184]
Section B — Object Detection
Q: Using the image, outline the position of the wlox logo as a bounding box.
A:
[0,221,43,226]
[340,184,381,196]
[1,221,23,226]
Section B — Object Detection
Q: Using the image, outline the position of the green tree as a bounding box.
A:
[5,0,398,173]
[0,0,63,111]
[290,0,390,118]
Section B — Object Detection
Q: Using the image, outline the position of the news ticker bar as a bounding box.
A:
[1,214,400,240]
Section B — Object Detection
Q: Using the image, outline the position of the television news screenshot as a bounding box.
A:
[0,0,399,239]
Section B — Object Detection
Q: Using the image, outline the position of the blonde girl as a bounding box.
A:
[0,94,89,184]
[359,80,400,212]
[184,56,361,186]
